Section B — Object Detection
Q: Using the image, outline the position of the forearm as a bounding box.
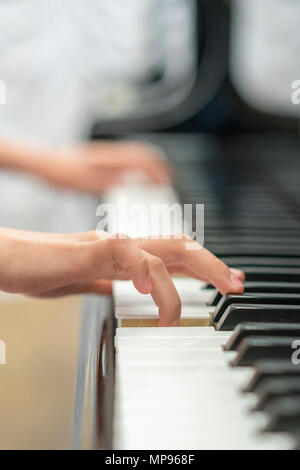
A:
[0,138,51,175]
[0,228,83,295]
[0,228,113,296]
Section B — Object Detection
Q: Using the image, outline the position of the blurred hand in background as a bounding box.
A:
[0,139,172,193]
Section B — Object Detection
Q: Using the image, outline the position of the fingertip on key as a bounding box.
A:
[230,274,245,293]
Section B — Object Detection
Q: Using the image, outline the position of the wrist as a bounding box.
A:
[77,238,113,281]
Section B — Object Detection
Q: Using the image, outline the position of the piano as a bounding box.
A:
[72,132,300,450]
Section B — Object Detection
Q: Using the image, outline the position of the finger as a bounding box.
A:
[97,157,171,185]
[146,254,181,327]
[91,142,173,184]
[110,235,181,326]
[81,168,124,192]
[187,247,245,295]
[137,143,174,183]
[230,268,246,282]
[109,235,152,294]
[144,237,245,294]
[135,236,245,295]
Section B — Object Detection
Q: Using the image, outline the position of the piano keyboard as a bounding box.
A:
[113,327,294,449]
[114,278,212,327]
[105,134,300,449]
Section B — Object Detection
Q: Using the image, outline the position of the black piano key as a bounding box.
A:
[208,236,300,246]
[224,322,300,351]
[253,377,300,412]
[222,257,300,268]
[204,221,300,233]
[214,293,300,323]
[208,267,300,283]
[243,360,300,393]
[216,304,300,331]
[206,228,300,239]
[207,245,300,258]
[242,267,300,283]
[208,290,222,306]
[208,282,300,307]
[263,397,300,433]
[230,336,299,367]
[240,282,300,294]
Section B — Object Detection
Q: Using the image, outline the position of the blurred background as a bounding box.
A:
[0,0,300,449]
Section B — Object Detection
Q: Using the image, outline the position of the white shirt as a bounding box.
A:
[0,0,190,231]
[0,0,163,145]
[230,0,300,117]
[0,0,163,230]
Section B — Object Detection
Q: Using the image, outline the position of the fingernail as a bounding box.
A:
[144,277,152,293]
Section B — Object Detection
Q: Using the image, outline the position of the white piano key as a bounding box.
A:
[115,335,229,350]
[113,327,274,449]
[115,426,294,450]
[114,277,207,296]
[116,347,233,364]
[113,278,209,304]
[115,303,213,319]
[116,410,268,433]
[116,362,254,388]
[116,326,218,337]
[116,396,250,415]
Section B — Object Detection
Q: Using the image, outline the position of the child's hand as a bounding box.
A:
[0,229,244,327]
